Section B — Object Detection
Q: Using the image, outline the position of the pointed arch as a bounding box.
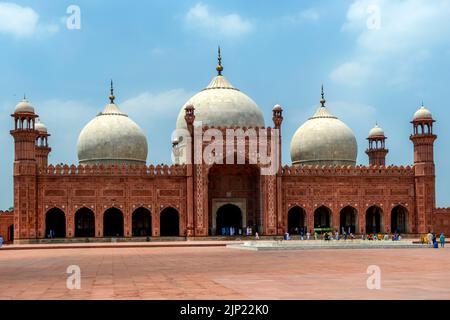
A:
[75,207,95,237]
[45,207,66,238]
[132,207,152,236]
[391,205,408,233]
[160,207,180,236]
[103,207,124,237]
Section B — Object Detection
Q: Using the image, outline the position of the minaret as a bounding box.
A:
[35,119,51,169]
[184,104,195,237]
[366,123,388,166]
[410,103,436,234]
[10,97,39,241]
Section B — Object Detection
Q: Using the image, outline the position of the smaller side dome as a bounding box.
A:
[35,119,47,133]
[413,105,432,120]
[368,123,384,138]
[273,104,282,111]
[15,98,35,114]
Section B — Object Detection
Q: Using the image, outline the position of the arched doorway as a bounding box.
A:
[340,206,358,234]
[75,207,95,237]
[160,207,179,236]
[103,208,124,237]
[314,206,332,229]
[216,204,242,236]
[45,208,66,238]
[391,205,408,233]
[208,164,260,236]
[288,206,306,234]
[366,206,383,233]
[8,224,14,242]
[132,207,152,236]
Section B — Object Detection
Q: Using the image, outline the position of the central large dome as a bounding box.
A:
[77,86,148,166]
[175,50,265,130]
[290,88,357,166]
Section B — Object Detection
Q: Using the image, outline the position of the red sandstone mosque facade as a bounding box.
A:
[1,54,450,244]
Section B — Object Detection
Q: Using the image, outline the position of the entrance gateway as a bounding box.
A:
[211,198,247,236]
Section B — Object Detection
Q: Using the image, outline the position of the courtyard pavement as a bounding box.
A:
[0,244,449,299]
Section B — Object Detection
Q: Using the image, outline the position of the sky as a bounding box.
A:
[1,0,450,209]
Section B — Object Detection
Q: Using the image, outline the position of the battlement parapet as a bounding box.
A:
[281,164,414,176]
[39,164,187,176]
[435,208,450,215]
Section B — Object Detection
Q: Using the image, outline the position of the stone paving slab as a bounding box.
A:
[228,240,426,250]
[0,246,449,300]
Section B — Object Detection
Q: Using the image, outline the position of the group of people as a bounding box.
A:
[360,233,401,241]
[425,231,445,248]
[321,231,355,241]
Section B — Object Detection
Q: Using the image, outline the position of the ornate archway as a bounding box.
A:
[391,205,408,233]
[45,208,66,238]
[287,206,306,234]
[75,207,95,237]
[314,206,332,229]
[103,207,124,237]
[160,207,179,236]
[216,204,242,236]
[132,207,152,237]
[208,164,260,236]
[366,206,383,233]
[340,206,358,234]
[8,224,14,242]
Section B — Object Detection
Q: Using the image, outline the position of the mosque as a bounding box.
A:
[1,50,450,243]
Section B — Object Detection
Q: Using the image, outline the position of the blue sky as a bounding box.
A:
[1,0,450,208]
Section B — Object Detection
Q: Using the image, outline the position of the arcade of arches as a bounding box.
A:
[285,205,410,235]
[40,203,410,239]
[41,206,182,238]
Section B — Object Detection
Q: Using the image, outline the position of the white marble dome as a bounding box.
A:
[369,124,384,137]
[15,98,34,113]
[35,119,47,133]
[413,106,432,120]
[290,97,357,166]
[77,102,148,166]
[175,74,265,130]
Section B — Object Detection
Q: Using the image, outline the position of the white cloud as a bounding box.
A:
[329,61,372,87]
[284,8,320,24]
[0,2,58,38]
[121,89,193,118]
[185,3,254,38]
[330,0,450,87]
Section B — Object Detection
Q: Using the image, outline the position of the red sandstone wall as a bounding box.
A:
[434,208,450,235]
[33,164,187,238]
[281,165,417,234]
[0,211,14,243]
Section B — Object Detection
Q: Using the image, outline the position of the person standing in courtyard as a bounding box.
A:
[427,231,433,247]
[440,233,445,248]
[0,235,3,248]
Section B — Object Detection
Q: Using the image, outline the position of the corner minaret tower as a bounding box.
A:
[35,119,51,169]
[10,97,39,241]
[366,123,388,166]
[410,103,436,234]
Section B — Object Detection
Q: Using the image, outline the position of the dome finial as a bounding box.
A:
[216,46,223,76]
[23,93,26,100]
[320,84,326,107]
[109,79,115,104]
